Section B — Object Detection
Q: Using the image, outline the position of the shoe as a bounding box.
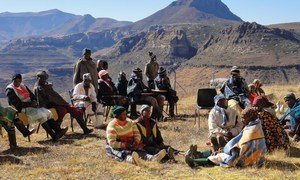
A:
[132,152,142,166]
[56,127,68,140]
[84,128,94,135]
[167,147,175,160]
[152,149,166,162]
[185,155,196,168]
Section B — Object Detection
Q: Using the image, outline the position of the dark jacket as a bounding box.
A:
[97,79,117,104]
[115,79,128,97]
[34,82,69,108]
[127,72,149,101]
[6,83,36,112]
[135,116,164,147]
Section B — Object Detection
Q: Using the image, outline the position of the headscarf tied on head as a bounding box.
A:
[214,94,228,126]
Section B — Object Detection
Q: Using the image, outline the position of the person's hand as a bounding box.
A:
[84,96,90,102]
[92,102,97,112]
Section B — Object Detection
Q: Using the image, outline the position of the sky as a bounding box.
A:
[0,0,299,25]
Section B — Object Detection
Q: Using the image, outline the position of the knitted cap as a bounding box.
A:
[112,106,126,117]
[140,104,150,114]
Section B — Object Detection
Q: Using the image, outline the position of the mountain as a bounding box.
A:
[133,0,243,29]
[268,22,300,38]
[48,14,132,36]
[0,9,79,41]
[0,9,132,43]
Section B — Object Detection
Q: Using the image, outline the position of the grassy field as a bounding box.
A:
[0,85,300,179]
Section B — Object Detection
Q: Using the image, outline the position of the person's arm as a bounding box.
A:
[73,61,81,86]
[90,84,97,103]
[106,123,125,149]
[72,84,86,100]
[6,88,30,112]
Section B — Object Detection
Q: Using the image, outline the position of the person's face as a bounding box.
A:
[217,98,228,108]
[83,79,91,86]
[38,76,47,85]
[117,111,127,121]
[84,53,91,59]
[103,64,108,70]
[284,98,296,108]
[13,78,22,87]
[101,74,109,81]
[142,108,151,119]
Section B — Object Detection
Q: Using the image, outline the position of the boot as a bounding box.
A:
[42,122,59,141]
[14,118,35,137]
[76,116,93,134]
[8,128,17,149]
[169,101,175,118]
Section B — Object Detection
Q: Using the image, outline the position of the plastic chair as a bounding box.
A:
[195,88,217,130]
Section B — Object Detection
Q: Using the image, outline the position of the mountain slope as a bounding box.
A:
[133,0,242,29]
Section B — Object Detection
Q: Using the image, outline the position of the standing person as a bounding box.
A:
[73,48,98,92]
[220,66,250,114]
[6,74,67,142]
[34,71,93,134]
[208,94,243,152]
[280,93,300,142]
[154,67,178,118]
[73,73,105,129]
[105,106,166,166]
[145,52,159,89]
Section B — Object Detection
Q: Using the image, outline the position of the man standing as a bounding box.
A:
[208,94,243,152]
[280,93,300,142]
[145,52,159,89]
[73,48,98,92]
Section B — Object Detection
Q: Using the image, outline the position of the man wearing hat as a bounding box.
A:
[106,106,166,166]
[154,67,178,118]
[6,74,66,142]
[73,73,105,129]
[253,95,290,152]
[220,66,250,113]
[73,48,98,92]
[34,71,93,134]
[115,71,128,97]
[208,94,243,152]
[280,93,300,142]
[145,52,159,89]
[127,68,163,120]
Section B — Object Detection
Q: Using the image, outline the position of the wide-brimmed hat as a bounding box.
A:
[158,67,166,75]
[133,68,142,73]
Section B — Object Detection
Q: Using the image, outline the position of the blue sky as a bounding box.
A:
[0,0,299,25]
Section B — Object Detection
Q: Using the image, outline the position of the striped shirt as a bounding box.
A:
[106,118,141,149]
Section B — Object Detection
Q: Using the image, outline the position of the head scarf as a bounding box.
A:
[12,74,22,81]
[98,70,108,79]
[253,95,274,108]
[83,73,92,81]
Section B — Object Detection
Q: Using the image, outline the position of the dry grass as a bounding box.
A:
[0,85,300,179]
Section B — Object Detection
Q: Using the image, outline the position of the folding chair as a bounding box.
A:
[195,88,217,130]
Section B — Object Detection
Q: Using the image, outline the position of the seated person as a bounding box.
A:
[208,94,243,152]
[248,84,258,105]
[127,68,164,120]
[186,107,267,168]
[134,105,175,161]
[220,66,250,113]
[0,103,34,149]
[253,96,290,153]
[115,71,128,97]
[6,74,67,142]
[253,79,265,96]
[279,93,300,142]
[97,70,128,108]
[105,106,166,166]
[154,67,179,118]
[73,73,105,129]
[34,71,93,134]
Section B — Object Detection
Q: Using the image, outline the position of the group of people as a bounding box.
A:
[1,49,299,169]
